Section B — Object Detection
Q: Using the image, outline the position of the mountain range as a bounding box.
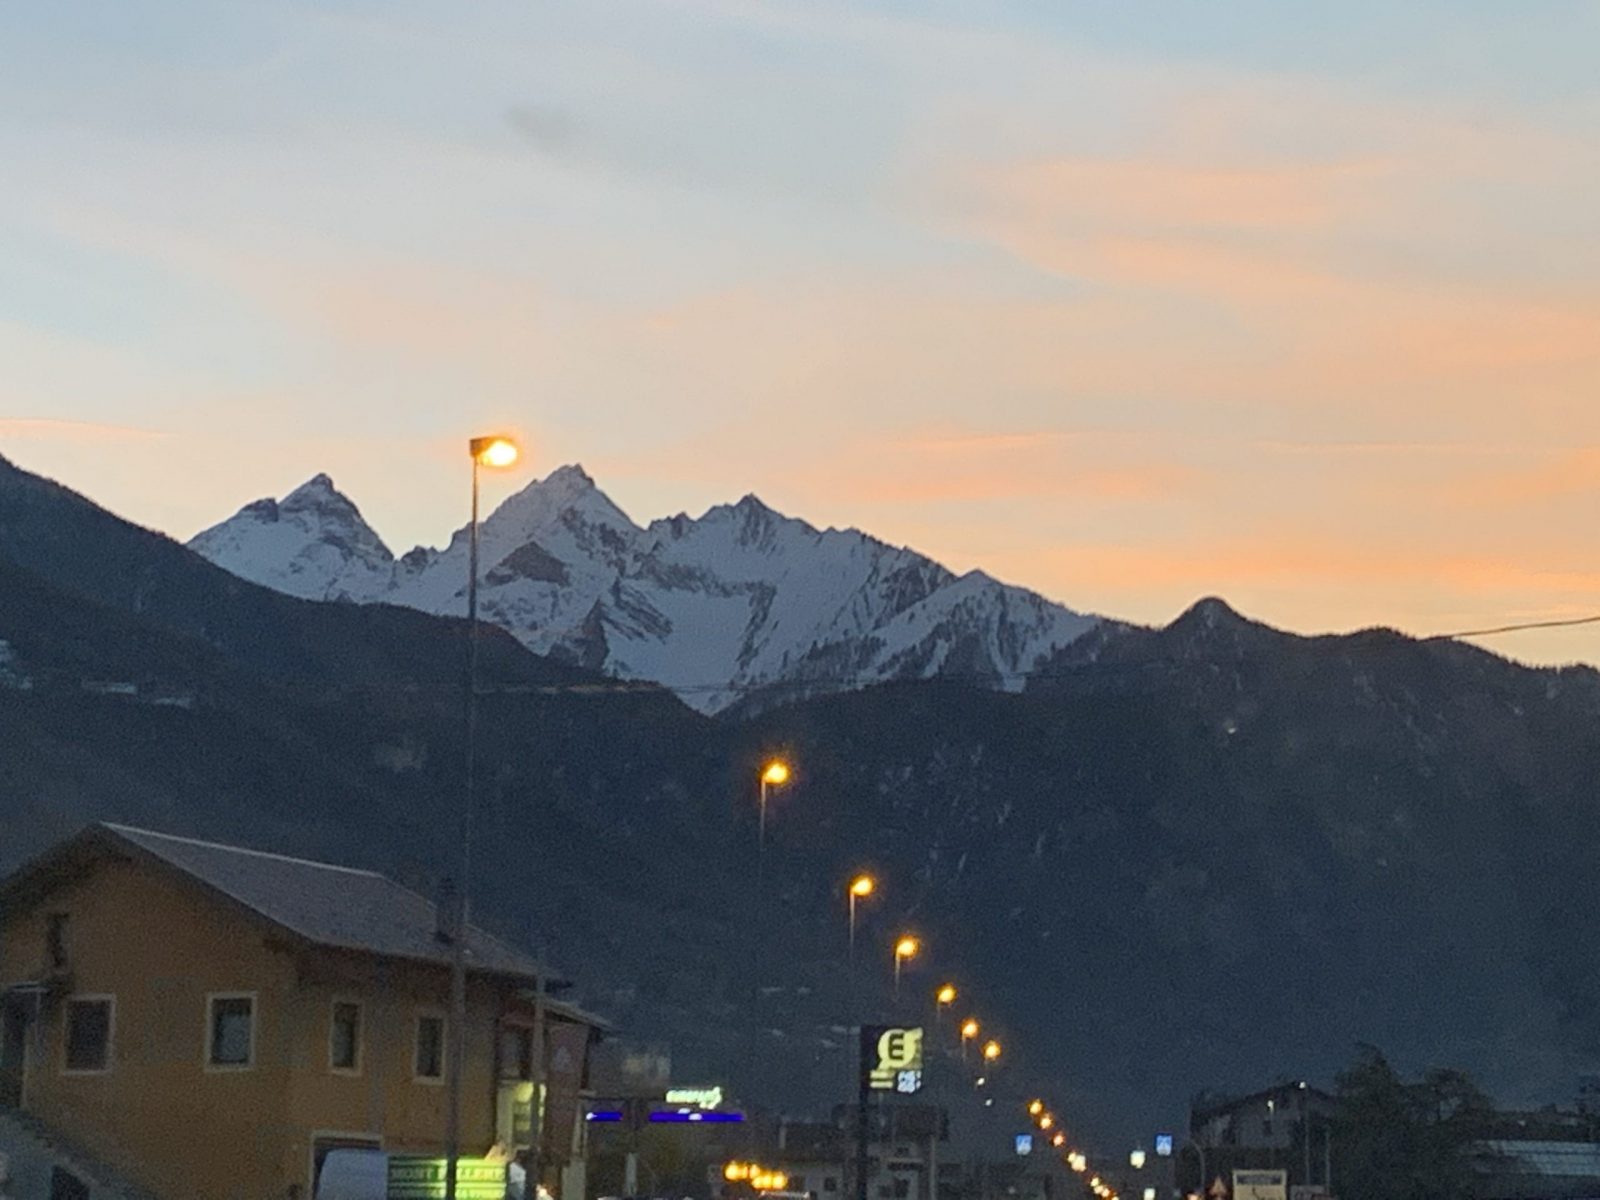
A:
[5,448,1600,1154]
[187,467,1100,712]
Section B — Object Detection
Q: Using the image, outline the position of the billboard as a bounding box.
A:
[387,1158,506,1200]
[859,1026,925,1095]
[1232,1169,1287,1200]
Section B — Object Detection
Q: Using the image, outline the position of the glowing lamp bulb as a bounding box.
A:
[470,436,520,468]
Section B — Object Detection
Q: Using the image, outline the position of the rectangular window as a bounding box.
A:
[415,1015,444,1081]
[63,997,112,1074]
[330,1001,362,1073]
[207,995,255,1069]
[499,1025,533,1080]
[46,914,69,971]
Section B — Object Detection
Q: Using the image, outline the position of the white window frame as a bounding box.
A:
[60,993,115,1076]
[328,998,363,1076]
[413,1010,446,1084]
[204,992,258,1072]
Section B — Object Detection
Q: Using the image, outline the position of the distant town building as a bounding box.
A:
[1183,1081,1335,1196]
[1470,1108,1600,1200]
[0,824,607,1200]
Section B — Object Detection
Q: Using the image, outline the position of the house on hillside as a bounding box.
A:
[0,824,607,1200]
[1182,1081,1335,1196]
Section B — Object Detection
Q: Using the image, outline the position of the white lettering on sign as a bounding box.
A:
[869,1028,924,1091]
[665,1086,724,1110]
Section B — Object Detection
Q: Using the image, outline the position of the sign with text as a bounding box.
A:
[387,1157,506,1200]
[666,1086,725,1110]
[859,1025,924,1095]
[1232,1169,1287,1200]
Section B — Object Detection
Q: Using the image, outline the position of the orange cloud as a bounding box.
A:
[0,418,170,443]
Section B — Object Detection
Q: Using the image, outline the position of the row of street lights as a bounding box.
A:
[449,443,1051,1200]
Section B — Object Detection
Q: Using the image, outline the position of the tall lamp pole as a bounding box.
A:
[446,434,520,1200]
[757,760,790,898]
[893,935,919,999]
[847,874,875,961]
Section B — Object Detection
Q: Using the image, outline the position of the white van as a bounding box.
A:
[316,1150,389,1200]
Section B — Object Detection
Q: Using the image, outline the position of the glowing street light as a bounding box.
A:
[448,433,524,1200]
[960,1017,980,1061]
[756,759,791,899]
[758,760,790,849]
[1028,1100,1044,1117]
[1052,1133,1066,1149]
[982,1039,1002,1063]
[937,983,957,1006]
[1130,1150,1147,1170]
[893,935,919,997]
[847,874,875,960]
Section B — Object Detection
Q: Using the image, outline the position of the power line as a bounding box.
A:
[1422,613,1600,642]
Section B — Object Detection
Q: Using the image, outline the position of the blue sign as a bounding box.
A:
[1155,1134,1174,1158]
[1015,1135,1033,1156]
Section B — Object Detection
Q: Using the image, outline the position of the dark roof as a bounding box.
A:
[1192,1081,1335,1123]
[1,823,563,989]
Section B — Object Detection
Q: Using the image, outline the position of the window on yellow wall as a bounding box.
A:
[415,1015,444,1081]
[331,1001,361,1073]
[499,1025,533,1080]
[63,996,112,1074]
[207,994,255,1069]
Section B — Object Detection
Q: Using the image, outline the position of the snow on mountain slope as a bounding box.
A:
[188,465,1102,712]
[189,474,395,602]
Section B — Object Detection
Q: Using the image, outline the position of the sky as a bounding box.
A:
[3,0,1599,663]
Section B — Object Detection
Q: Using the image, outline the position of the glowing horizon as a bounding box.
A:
[2,1,1597,668]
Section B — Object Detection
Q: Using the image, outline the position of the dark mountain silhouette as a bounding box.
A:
[3,452,1599,1152]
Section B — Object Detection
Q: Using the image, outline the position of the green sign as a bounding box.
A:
[387,1157,507,1200]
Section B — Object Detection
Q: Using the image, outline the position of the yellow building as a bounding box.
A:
[0,824,607,1200]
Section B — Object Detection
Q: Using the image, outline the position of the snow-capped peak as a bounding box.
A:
[188,467,1103,711]
[190,475,393,602]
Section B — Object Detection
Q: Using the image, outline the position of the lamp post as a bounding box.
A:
[960,1018,980,1062]
[935,983,957,1025]
[893,935,919,998]
[757,760,790,898]
[446,434,520,1200]
[847,874,875,960]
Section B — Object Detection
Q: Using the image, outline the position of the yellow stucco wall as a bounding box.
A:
[0,855,524,1200]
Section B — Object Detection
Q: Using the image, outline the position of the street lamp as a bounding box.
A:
[893,935,919,997]
[960,1018,980,1061]
[847,874,875,960]
[756,760,790,895]
[936,983,957,1008]
[982,1039,1002,1063]
[1039,1114,1054,1131]
[1028,1100,1044,1117]
[446,434,521,1200]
